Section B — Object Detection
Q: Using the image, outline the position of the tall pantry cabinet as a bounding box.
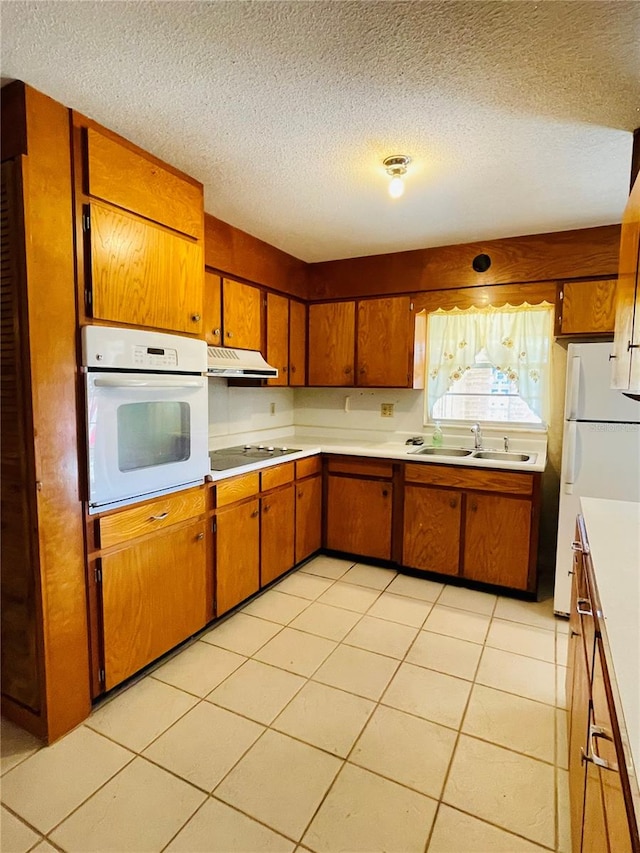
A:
[1,82,91,742]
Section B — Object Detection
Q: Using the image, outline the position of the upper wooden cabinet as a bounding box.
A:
[555,279,617,337]
[266,292,290,386]
[85,127,203,239]
[73,117,205,335]
[308,296,422,388]
[308,301,356,385]
[357,296,414,386]
[611,175,640,392]
[88,203,204,334]
[289,298,307,386]
[221,277,263,351]
[203,270,222,346]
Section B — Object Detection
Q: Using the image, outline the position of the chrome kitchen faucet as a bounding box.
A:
[470,422,483,450]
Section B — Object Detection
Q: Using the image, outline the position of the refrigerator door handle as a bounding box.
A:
[564,421,577,493]
[566,356,581,420]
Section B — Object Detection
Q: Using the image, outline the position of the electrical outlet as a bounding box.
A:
[270,402,276,415]
[380,403,394,418]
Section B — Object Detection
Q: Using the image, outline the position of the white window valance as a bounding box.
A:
[427,302,554,424]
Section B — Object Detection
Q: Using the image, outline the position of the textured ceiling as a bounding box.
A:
[2,1,639,262]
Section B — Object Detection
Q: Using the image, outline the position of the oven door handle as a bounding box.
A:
[93,378,204,389]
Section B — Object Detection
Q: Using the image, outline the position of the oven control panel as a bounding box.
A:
[133,346,178,369]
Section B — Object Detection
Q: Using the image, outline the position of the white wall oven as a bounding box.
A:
[82,326,208,514]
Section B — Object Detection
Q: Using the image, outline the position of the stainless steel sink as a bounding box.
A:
[410,447,473,457]
[473,451,534,462]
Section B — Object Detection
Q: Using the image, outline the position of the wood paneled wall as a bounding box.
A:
[1,83,91,742]
[204,213,308,299]
[307,225,621,300]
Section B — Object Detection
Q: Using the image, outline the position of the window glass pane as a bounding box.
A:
[117,402,190,471]
[432,365,541,423]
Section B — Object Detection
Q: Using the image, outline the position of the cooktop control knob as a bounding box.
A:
[243,445,252,450]
[280,446,288,451]
[267,446,275,452]
[257,445,265,450]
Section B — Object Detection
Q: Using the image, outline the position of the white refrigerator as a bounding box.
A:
[554,342,640,615]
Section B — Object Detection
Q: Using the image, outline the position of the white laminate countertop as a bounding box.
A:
[580,497,640,782]
[207,432,547,482]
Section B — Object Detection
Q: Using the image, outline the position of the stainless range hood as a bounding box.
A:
[206,346,278,379]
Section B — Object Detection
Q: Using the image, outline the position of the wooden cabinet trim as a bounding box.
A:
[326,457,394,479]
[404,462,534,496]
[295,455,322,479]
[261,462,295,492]
[215,472,260,507]
[97,489,206,551]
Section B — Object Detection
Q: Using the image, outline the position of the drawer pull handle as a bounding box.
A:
[576,597,592,617]
[150,512,169,521]
[581,725,617,771]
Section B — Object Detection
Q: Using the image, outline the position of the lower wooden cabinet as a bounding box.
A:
[101,519,208,690]
[295,474,322,563]
[325,458,393,560]
[261,484,295,585]
[463,493,532,589]
[566,516,639,853]
[403,486,461,575]
[402,464,539,592]
[215,497,260,616]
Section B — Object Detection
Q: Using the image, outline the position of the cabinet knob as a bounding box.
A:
[227,331,233,338]
[298,490,303,498]
[449,498,457,508]
[344,366,352,374]
[263,504,270,513]
[213,328,221,336]
[250,509,259,518]
[359,367,366,374]
[470,501,477,512]
[283,366,288,373]
[196,532,204,541]
[382,489,389,497]
[291,365,296,373]
[191,314,201,322]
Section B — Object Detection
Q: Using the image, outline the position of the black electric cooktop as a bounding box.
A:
[209,444,302,471]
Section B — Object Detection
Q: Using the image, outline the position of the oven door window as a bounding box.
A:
[117,401,191,471]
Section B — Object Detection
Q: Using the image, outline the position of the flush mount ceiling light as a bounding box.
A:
[383,155,411,199]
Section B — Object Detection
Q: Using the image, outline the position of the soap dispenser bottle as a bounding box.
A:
[432,421,443,447]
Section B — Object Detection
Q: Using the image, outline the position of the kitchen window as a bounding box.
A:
[426,302,554,426]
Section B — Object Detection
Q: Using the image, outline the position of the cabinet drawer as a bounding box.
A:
[216,472,260,507]
[86,127,203,239]
[261,462,294,492]
[404,463,533,496]
[99,488,206,549]
[295,455,321,479]
[327,457,394,479]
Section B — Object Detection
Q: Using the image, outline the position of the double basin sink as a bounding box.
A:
[409,446,535,463]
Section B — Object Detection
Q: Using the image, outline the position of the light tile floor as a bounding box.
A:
[1,555,571,853]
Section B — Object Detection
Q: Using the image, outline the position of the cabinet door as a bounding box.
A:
[85,127,203,239]
[357,296,412,387]
[266,292,290,387]
[222,278,263,350]
[611,175,640,391]
[463,493,531,590]
[326,475,391,559]
[295,474,322,564]
[557,280,617,336]
[289,299,307,386]
[203,270,222,346]
[101,520,208,689]
[89,203,204,334]
[402,486,461,575]
[215,498,260,616]
[261,485,295,586]
[308,301,355,385]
